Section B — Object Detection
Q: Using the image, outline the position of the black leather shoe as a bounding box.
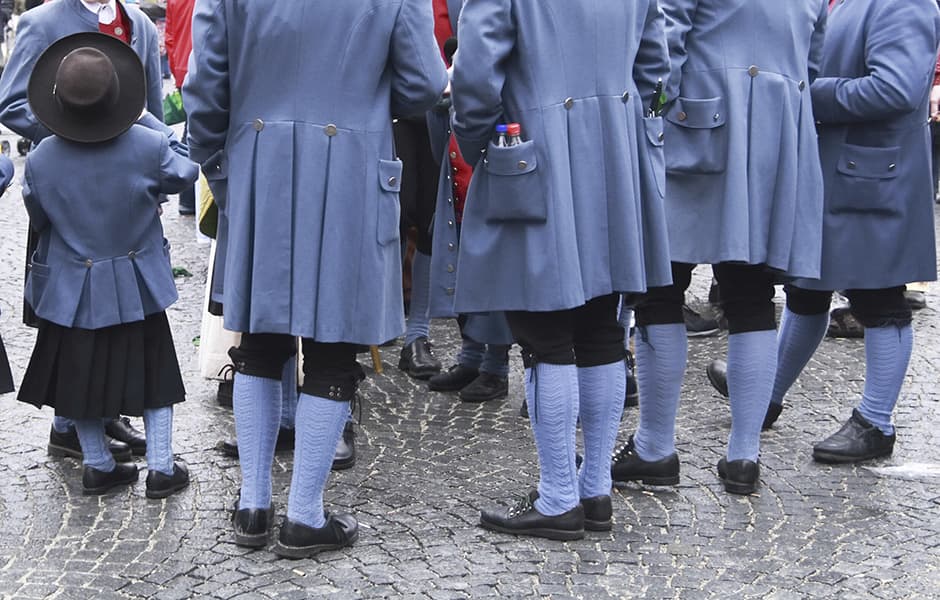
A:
[232,503,275,548]
[82,463,139,495]
[273,513,359,559]
[332,421,356,471]
[459,372,509,403]
[581,495,612,531]
[624,351,638,408]
[105,417,147,456]
[428,364,479,392]
[717,457,760,495]
[480,490,584,541]
[146,462,190,499]
[706,359,729,398]
[763,402,784,430]
[812,409,895,464]
[398,338,442,380]
[219,427,296,458]
[683,304,720,337]
[611,436,680,486]
[48,425,132,463]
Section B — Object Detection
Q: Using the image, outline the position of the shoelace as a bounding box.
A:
[611,439,635,462]
[507,493,535,519]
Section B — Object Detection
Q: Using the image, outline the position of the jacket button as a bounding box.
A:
[888,163,896,170]
[253,119,264,131]
[448,243,455,251]
[517,160,528,170]
[447,197,453,205]
[799,80,806,91]
[128,251,136,259]
[447,264,455,273]
[446,288,455,296]
[114,27,124,37]
[658,132,665,142]
[713,113,721,121]
[325,124,338,136]
[847,161,857,169]
[448,220,454,228]
[84,259,93,268]
[621,91,630,103]
[387,176,397,187]
[564,97,574,110]
[450,151,457,159]
[748,65,759,77]
[677,111,688,121]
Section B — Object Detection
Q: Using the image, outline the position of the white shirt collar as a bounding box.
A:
[81,0,117,25]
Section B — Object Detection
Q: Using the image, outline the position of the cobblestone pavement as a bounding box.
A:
[1,125,939,600]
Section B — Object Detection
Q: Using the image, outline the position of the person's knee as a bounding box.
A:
[229,333,295,379]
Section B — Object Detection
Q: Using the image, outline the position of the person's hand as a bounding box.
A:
[930,84,940,122]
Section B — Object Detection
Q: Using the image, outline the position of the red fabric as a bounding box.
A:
[165,0,195,89]
[433,0,454,64]
[934,52,940,86]
[99,3,130,45]
[829,0,838,10]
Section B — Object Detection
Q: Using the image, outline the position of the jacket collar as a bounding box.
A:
[67,0,137,45]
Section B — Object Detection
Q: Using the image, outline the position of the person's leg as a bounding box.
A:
[572,295,625,514]
[428,316,483,392]
[627,262,693,464]
[814,287,911,463]
[712,263,777,465]
[143,406,174,476]
[228,333,294,511]
[280,354,299,430]
[768,286,831,414]
[74,417,139,494]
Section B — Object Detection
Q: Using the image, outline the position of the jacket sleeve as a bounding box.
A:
[141,17,165,121]
[0,11,52,142]
[164,0,177,61]
[807,0,828,84]
[183,0,229,168]
[661,0,697,105]
[389,0,449,118]
[0,155,13,193]
[22,159,49,233]
[811,1,940,124]
[451,0,514,163]
[158,136,200,197]
[634,0,670,108]
[138,112,189,157]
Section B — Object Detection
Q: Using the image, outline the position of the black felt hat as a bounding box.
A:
[28,32,145,143]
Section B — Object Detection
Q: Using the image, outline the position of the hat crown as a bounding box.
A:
[54,47,119,113]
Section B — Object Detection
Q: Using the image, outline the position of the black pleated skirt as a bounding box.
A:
[17,312,185,418]
[0,333,13,395]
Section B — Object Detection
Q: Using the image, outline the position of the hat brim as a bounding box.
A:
[28,32,146,144]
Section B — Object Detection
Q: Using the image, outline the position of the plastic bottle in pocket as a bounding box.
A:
[495,123,508,147]
[507,123,522,146]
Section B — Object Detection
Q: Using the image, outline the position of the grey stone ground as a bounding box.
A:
[0,126,939,600]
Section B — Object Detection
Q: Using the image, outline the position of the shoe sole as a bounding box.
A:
[705,370,729,399]
[397,362,440,380]
[146,480,190,499]
[812,448,893,464]
[584,518,612,532]
[49,443,133,463]
[428,381,475,392]
[331,457,356,471]
[234,529,271,548]
[272,529,359,559]
[612,474,679,487]
[480,520,584,541]
[459,390,509,403]
[83,473,139,495]
[719,478,758,495]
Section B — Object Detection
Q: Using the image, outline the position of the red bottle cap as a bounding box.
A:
[506,123,521,136]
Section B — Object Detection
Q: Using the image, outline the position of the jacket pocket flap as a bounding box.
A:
[666,97,726,129]
[836,144,901,179]
[644,116,665,147]
[379,159,403,192]
[485,140,538,176]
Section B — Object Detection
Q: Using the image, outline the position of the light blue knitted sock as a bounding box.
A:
[726,330,777,461]
[73,418,115,472]
[143,406,174,475]
[857,324,912,435]
[577,361,626,498]
[527,363,580,516]
[404,251,432,345]
[52,415,73,433]
[632,323,687,461]
[286,394,350,529]
[234,373,282,510]
[279,355,298,430]
[770,308,829,406]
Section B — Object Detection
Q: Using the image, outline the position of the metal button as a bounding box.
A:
[748,65,759,77]
[387,176,397,187]
[799,80,806,91]
[677,111,688,122]
[84,259,93,268]
[447,264,455,273]
[448,220,454,228]
[517,160,528,170]
[658,132,664,142]
[446,288,455,296]
[128,251,136,259]
[450,151,457,160]
[888,163,896,170]
[713,113,721,121]
[447,197,453,205]
[847,161,857,169]
[564,97,574,110]
[215,164,222,172]
[114,27,123,37]
[621,91,630,103]
[253,119,264,131]
[448,243,455,251]
[324,124,338,136]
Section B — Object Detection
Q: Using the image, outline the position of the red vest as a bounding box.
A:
[99,2,131,45]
